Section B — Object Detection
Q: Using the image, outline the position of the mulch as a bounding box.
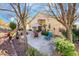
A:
[0,36,26,56]
[12,38,26,56]
[0,38,16,56]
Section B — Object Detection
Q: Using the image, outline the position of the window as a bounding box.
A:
[38,19,46,25]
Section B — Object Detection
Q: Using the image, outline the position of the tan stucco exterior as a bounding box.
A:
[28,12,66,36]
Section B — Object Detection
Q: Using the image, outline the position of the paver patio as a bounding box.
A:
[27,31,55,56]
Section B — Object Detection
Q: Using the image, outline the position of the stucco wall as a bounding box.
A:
[29,12,66,36]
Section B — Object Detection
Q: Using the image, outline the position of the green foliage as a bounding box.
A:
[27,47,43,56]
[41,31,48,36]
[62,31,67,38]
[72,29,79,37]
[36,30,40,32]
[72,31,78,42]
[61,29,79,42]
[63,51,78,56]
[9,22,16,30]
[54,37,78,56]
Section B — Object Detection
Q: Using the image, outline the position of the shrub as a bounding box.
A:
[36,30,40,32]
[41,31,48,36]
[27,47,43,56]
[9,22,16,30]
[61,31,67,38]
[63,51,78,56]
[61,29,79,42]
[54,37,78,56]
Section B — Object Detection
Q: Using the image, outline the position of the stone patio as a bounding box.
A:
[27,31,56,56]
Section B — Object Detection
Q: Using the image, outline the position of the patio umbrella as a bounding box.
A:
[32,23,41,28]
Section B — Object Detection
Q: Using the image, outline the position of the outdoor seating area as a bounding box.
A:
[0,3,79,56]
[27,30,55,56]
[28,26,53,41]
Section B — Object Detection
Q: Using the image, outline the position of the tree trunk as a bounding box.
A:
[66,27,73,42]
[22,25,28,55]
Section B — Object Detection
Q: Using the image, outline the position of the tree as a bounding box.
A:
[46,3,79,42]
[0,3,36,55]
[9,3,33,55]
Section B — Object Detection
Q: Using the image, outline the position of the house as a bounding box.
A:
[28,12,66,36]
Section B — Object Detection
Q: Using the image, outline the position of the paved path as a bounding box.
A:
[27,31,55,56]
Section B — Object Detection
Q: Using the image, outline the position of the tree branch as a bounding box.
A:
[0,8,14,12]
[10,3,20,20]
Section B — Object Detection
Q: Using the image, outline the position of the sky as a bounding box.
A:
[0,3,79,24]
[0,3,47,23]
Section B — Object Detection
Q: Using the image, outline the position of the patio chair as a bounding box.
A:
[45,32,53,40]
[34,31,38,37]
